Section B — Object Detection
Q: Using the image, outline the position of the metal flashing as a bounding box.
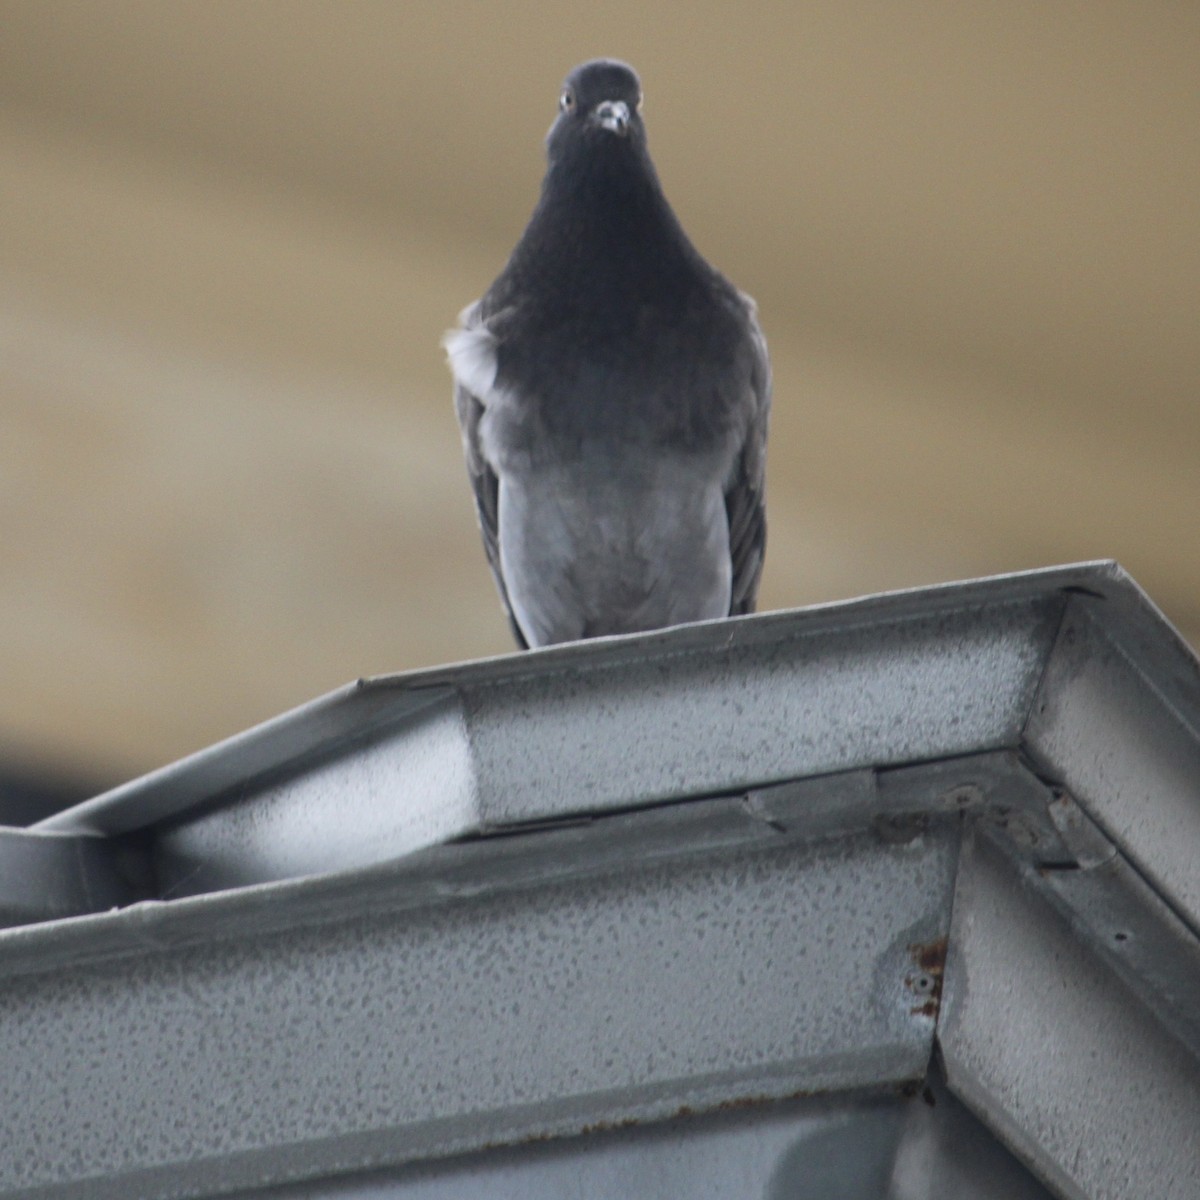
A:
[1,799,961,1196]
[33,562,1095,896]
[1,561,1198,1198]
[939,830,1200,1199]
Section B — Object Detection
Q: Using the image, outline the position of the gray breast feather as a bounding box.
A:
[498,460,732,645]
[444,300,767,647]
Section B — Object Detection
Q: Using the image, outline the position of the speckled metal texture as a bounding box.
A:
[1038,851,1200,1060]
[0,798,959,1199]
[455,596,1055,826]
[37,685,454,838]
[152,694,479,895]
[939,832,1200,1200]
[1025,597,1200,932]
[5,561,1200,1198]
[36,563,1101,901]
[149,594,1054,898]
[223,1074,1053,1200]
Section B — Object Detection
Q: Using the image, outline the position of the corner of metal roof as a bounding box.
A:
[21,559,1200,902]
[2,562,1198,1198]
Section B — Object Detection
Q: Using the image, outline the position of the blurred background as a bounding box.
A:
[1,1,1197,810]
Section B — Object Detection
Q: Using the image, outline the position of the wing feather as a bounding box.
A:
[724,298,771,616]
[446,304,529,648]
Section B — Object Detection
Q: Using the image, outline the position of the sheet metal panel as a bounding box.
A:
[1038,851,1200,1060]
[5,560,1199,1197]
[1025,597,1200,933]
[48,563,1198,907]
[0,827,132,927]
[49,584,1063,900]
[35,686,455,837]
[0,801,959,1199]
[151,695,478,895]
[226,1076,1053,1200]
[41,568,1097,844]
[454,596,1056,827]
[938,831,1200,1200]
[42,562,1179,907]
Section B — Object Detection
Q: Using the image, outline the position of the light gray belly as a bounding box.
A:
[498,458,732,647]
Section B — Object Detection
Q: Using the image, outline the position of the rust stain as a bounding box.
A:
[912,935,948,976]
[906,935,948,1017]
[576,1085,840,1138]
[666,1087,828,1127]
[576,1115,642,1137]
[504,1083,848,1151]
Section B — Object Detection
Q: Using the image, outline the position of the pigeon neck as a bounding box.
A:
[517,148,700,299]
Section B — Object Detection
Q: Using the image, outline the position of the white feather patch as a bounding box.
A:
[443,308,499,401]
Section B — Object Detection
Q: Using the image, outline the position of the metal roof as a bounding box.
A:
[1,560,1198,1198]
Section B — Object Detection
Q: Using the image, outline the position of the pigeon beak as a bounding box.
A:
[592,99,631,137]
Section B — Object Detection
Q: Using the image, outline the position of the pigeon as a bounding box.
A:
[445,58,770,648]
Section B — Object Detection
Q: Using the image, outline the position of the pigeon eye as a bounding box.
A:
[560,87,576,113]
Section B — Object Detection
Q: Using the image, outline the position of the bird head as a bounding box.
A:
[547,59,646,158]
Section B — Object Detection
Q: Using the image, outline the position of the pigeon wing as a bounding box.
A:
[724,297,772,616]
[446,303,530,649]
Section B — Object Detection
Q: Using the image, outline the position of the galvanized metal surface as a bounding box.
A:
[0,826,130,928]
[1025,599,1200,933]
[2,561,1199,1198]
[33,564,1091,899]
[153,694,478,896]
[939,831,1200,1200]
[227,1075,1053,1200]
[36,685,452,838]
[0,798,959,1198]
[1037,851,1200,1059]
[449,595,1053,827]
[148,584,1046,901]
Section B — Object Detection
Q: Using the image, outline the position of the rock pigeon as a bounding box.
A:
[445,58,770,648]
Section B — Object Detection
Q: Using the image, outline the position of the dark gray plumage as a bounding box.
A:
[445,58,770,648]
